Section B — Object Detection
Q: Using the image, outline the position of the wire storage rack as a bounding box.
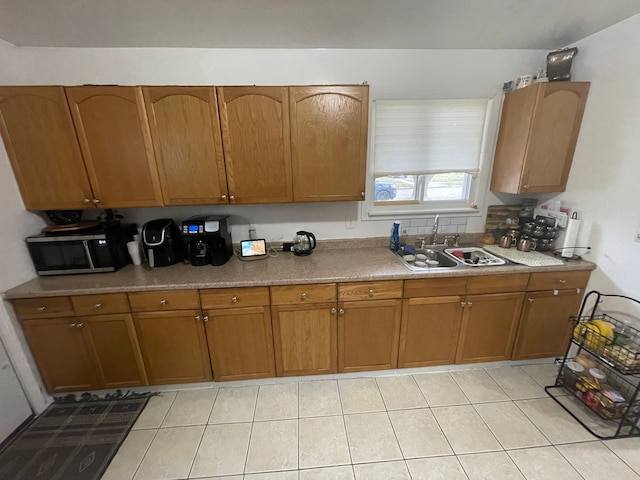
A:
[545,290,640,439]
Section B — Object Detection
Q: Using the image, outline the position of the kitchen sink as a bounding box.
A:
[396,247,459,271]
[395,245,508,271]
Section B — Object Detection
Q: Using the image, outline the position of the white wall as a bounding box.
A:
[0,40,50,413]
[555,14,640,319]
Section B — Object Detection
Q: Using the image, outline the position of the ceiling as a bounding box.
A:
[1,0,639,49]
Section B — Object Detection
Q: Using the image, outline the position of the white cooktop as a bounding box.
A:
[483,244,566,267]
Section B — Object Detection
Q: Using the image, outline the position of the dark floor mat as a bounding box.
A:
[0,393,152,480]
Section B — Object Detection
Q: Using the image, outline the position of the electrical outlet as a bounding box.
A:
[345,215,356,229]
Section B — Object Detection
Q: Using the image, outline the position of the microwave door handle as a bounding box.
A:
[82,240,95,269]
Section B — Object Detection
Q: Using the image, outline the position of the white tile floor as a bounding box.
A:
[101,364,640,480]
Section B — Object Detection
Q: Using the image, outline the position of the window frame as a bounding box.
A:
[361,93,502,221]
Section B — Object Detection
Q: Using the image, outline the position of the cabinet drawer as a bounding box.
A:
[128,290,200,312]
[13,296,74,319]
[270,284,336,305]
[467,273,529,294]
[339,280,403,301]
[403,277,467,298]
[200,287,270,309]
[527,270,591,291]
[72,293,130,316]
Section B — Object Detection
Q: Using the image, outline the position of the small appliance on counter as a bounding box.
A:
[142,219,184,267]
[292,230,316,256]
[26,221,138,275]
[181,215,232,266]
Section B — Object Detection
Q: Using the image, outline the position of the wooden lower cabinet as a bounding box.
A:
[133,310,212,385]
[271,302,337,376]
[338,299,402,372]
[455,292,525,364]
[398,296,464,368]
[512,289,585,360]
[22,317,100,393]
[22,314,146,393]
[204,306,275,381]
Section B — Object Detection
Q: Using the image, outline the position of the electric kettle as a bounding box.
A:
[293,231,316,256]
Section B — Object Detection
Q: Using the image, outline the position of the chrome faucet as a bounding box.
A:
[430,215,440,245]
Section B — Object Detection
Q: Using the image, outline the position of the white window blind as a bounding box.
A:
[373,99,488,176]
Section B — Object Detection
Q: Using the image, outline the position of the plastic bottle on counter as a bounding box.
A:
[390,221,400,252]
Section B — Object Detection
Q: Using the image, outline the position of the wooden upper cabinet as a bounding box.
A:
[65,86,163,208]
[0,86,93,210]
[490,82,590,194]
[217,86,292,204]
[289,85,369,202]
[143,86,228,205]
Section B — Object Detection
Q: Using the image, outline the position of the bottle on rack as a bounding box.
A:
[390,221,400,253]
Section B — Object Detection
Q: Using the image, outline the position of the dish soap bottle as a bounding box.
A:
[390,221,400,252]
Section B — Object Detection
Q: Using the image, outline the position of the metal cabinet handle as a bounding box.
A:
[75,323,84,328]
[94,303,102,309]
[231,296,238,303]
[558,279,567,284]
[460,301,466,307]
[69,323,77,328]
[221,195,227,200]
[301,293,307,300]
[93,199,100,204]
[360,192,365,198]
[203,315,209,323]
[528,298,534,303]
[523,185,530,190]
[331,307,337,314]
[229,195,235,201]
[83,198,91,204]
[467,302,473,308]
[195,315,201,322]
[160,299,167,305]
[369,289,374,297]
[339,308,345,315]
[37,306,46,312]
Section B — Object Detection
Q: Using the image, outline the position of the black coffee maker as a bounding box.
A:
[141,219,184,267]
[181,215,232,266]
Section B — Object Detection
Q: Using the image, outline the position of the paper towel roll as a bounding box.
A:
[560,217,581,258]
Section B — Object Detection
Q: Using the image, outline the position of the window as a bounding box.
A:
[365,98,497,218]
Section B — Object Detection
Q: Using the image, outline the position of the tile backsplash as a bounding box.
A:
[401,217,468,236]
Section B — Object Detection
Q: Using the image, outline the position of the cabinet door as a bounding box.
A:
[84,314,148,388]
[271,302,337,376]
[521,82,590,193]
[204,306,275,381]
[218,86,292,204]
[456,292,525,364]
[65,86,163,208]
[338,299,402,373]
[398,296,464,368]
[0,86,93,210]
[22,318,99,393]
[143,86,228,205]
[290,85,368,202]
[133,310,212,385]
[512,289,584,360]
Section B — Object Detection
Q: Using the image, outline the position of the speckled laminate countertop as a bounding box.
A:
[3,243,596,300]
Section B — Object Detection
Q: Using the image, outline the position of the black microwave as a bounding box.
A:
[26,223,138,276]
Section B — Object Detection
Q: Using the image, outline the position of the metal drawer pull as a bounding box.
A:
[75,323,84,328]
[160,299,167,305]
[339,308,345,315]
[231,296,238,303]
[369,289,374,297]
[83,198,91,204]
[94,303,102,309]
[203,315,209,323]
[528,298,534,303]
[460,302,466,307]
[195,315,201,322]
[301,293,307,300]
[69,323,77,328]
[467,302,473,308]
[331,307,336,314]
[558,279,567,284]
[37,306,46,312]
